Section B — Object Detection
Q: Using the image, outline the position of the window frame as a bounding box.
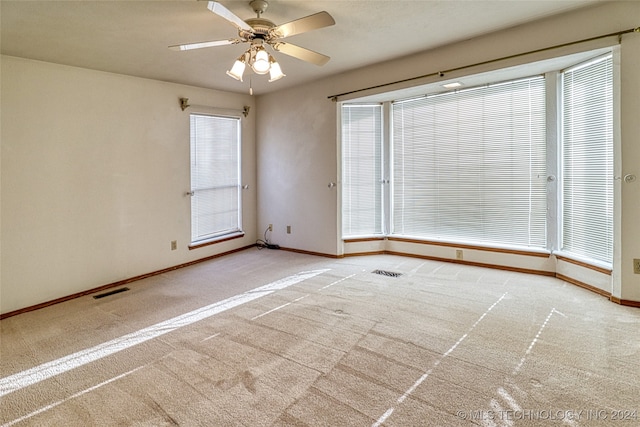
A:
[341,103,385,238]
[389,76,548,249]
[558,53,614,266]
[189,112,243,247]
[339,48,616,269]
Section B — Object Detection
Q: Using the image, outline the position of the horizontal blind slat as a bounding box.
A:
[392,76,547,248]
[561,54,613,264]
[342,104,384,236]
[190,114,241,242]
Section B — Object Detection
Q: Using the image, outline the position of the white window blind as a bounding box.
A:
[392,77,547,248]
[561,55,613,264]
[341,104,383,237]
[190,113,241,243]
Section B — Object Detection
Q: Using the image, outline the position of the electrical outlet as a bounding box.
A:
[287,225,291,234]
[268,224,273,232]
[456,249,463,260]
[171,240,177,251]
[634,259,640,274]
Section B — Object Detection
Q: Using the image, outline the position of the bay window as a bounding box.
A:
[341,52,614,267]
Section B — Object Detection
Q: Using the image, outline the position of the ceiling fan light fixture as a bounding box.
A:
[268,58,285,82]
[251,47,270,74]
[226,55,247,81]
[172,2,335,83]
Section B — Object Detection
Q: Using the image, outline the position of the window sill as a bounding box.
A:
[387,235,551,257]
[554,251,612,275]
[343,235,386,243]
[189,231,245,250]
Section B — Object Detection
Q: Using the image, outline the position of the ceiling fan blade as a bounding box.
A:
[207,1,253,33]
[271,11,335,39]
[272,42,330,66]
[169,39,239,51]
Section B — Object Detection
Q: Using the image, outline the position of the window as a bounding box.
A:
[392,77,547,248]
[561,55,613,264]
[341,104,384,237]
[190,113,242,244]
[340,51,615,267]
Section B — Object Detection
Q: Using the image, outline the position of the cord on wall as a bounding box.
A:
[256,225,279,250]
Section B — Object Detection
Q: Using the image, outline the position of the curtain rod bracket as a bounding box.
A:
[243,106,250,117]
[180,98,190,111]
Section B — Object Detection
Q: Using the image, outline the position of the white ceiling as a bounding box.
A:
[1,0,603,95]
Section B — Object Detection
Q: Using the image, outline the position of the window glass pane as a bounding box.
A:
[392,77,547,248]
[190,114,241,243]
[561,55,613,264]
[342,104,383,237]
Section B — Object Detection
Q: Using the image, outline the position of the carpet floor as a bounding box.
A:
[1,249,639,426]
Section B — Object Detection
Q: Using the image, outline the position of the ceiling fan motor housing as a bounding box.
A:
[244,17,276,39]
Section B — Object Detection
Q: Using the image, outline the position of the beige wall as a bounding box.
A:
[1,57,256,314]
[619,33,640,301]
[255,79,339,256]
[256,1,640,302]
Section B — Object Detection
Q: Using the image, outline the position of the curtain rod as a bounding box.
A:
[179,98,250,117]
[328,26,639,101]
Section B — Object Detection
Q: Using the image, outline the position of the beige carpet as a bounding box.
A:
[1,249,639,426]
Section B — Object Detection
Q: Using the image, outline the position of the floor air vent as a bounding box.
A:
[93,287,130,299]
[372,269,402,278]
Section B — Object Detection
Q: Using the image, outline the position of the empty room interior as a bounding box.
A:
[1,1,639,426]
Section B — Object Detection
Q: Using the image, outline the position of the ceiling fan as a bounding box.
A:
[169,0,335,83]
